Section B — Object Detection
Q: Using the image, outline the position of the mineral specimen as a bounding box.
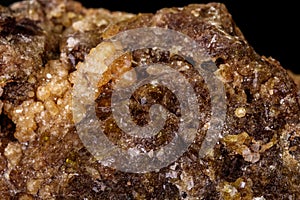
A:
[289,71,300,90]
[0,0,299,199]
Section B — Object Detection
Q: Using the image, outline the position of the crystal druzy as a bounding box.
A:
[0,0,299,199]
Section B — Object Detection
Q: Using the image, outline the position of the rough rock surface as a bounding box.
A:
[0,0,299,199]
[289,71,300,89]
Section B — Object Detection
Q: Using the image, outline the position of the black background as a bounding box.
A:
[2,0,299,74]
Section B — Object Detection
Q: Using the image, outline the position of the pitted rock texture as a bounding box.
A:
[0,0,299,199]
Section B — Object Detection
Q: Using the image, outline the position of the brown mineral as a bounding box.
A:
[0,0,299,199]
[289,70,300,89]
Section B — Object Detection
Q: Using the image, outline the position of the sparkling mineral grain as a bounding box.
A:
[0,0,299,199]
